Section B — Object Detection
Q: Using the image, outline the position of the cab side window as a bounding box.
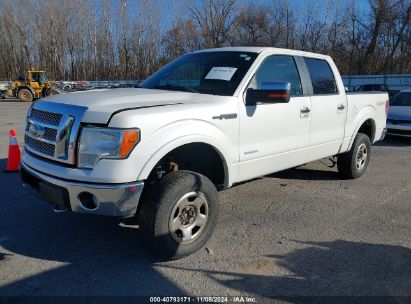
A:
[248,55,303,96]
[304,58,338,94]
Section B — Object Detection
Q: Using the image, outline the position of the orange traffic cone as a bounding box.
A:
[5,130,21,172]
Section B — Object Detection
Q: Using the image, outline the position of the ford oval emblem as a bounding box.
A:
[29,122,45,138]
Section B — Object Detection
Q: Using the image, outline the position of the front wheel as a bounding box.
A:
[337,133,371,179]
[18,89,33,102]
[138,171,220,260]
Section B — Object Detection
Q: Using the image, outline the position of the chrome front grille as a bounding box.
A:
[24,101,87,165]
[43,128,57,141]
[25,135,55,156]
[30,108,62,126]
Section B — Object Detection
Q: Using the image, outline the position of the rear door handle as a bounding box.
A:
[300,107,310,118]
[300,107,310,113]
[338,104,346,111]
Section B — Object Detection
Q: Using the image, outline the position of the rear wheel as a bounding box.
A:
[138,171,220,260]
[337,133,371,179]
[18,89,33,102]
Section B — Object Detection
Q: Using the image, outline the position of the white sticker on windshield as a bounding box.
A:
[205,67,237,81]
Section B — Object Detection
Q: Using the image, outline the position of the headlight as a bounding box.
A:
[78,127,140,168]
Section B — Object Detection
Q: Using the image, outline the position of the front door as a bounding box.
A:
[238,55,311,182]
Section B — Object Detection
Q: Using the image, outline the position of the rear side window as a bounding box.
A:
[304,58,338,95]
[390,92,411,106]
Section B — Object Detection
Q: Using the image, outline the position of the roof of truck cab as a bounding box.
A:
[194,46,331,59]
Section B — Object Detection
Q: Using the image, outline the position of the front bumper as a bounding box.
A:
[20,161,144,217]
[386,123,411,137]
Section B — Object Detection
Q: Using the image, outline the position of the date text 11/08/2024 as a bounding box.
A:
[149,296,257,303]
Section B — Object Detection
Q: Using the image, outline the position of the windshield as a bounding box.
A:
[141,51,258,96]
[31,72,48,84]
[390,92,411,106]
[39,72,48,83]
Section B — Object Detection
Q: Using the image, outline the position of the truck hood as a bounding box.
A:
[40,88,201,123]
[388,106,411,121]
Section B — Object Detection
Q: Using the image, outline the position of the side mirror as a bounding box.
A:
[246,82,291,106]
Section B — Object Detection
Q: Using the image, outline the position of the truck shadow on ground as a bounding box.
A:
[0,158,185,296]
[1,158,410,299]
[0,224,191,296]
[269,167,340,181]
[162,240,411,300]
[0,210,186,296]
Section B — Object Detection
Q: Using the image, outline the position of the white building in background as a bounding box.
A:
[342,74,411,91]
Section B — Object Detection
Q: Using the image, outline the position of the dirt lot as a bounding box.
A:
[0,101,410,302]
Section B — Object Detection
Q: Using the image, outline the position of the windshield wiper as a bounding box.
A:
[152,84,200,93]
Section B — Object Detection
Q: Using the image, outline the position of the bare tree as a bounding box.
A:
[230,4,271,46]
[0,0,410,80]
[190,0,237,48]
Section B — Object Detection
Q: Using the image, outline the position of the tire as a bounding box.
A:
[18,88,33,102]
[337,133,371,179]
[138,170,220,260]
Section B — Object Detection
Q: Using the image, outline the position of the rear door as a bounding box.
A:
[303,57,347,160]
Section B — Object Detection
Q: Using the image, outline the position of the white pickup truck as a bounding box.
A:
[20,47,388,259]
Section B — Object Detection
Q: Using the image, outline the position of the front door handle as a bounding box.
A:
[338,104,346,111]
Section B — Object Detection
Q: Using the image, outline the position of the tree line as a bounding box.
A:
[0,0,410,81]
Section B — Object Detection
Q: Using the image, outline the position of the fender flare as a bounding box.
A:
[347,115,376,151]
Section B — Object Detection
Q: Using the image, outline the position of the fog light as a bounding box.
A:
[78,192,99,210]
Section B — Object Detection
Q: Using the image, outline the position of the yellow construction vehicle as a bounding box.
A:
[9,70,60,102]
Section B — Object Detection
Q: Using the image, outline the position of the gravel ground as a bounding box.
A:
[0,101,410,302]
